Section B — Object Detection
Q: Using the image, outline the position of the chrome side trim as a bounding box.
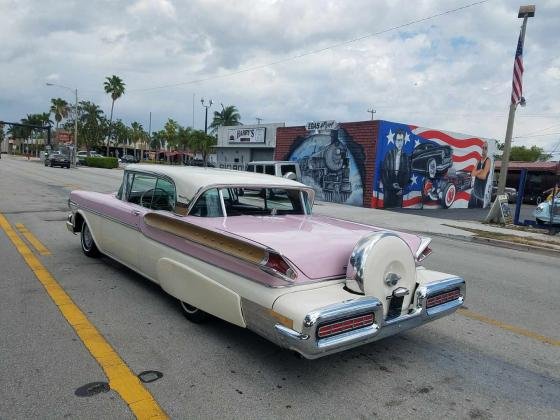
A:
[74,205,140,232]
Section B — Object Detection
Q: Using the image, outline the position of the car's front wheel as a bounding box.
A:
[81,221,100,257]
[179,301,208,323]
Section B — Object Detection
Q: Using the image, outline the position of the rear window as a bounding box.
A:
[221,187,305,216]
[264,165,275,175]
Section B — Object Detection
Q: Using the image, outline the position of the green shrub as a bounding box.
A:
[84,156,119,169]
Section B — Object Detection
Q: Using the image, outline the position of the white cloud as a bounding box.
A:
[1,0,559,151]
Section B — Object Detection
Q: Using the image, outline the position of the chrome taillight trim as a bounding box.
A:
[415,236,433,263]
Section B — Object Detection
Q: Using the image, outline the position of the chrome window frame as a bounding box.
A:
[121,169,178,214]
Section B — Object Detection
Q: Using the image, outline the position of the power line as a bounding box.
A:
[513,132,560,139]
[128,0,490,93]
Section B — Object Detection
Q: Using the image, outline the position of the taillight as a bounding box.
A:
[426,288,460,308]
[262,252,297,280]
[317,313,374,338]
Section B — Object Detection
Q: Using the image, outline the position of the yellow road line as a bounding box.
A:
[15,223,51,256]
[0,213,167,419]
[458,308,560,346]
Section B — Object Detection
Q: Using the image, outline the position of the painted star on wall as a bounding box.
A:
[386,129,394,145]
[405,132,411,144]
[414,139,421,148]
[410,174,418,186]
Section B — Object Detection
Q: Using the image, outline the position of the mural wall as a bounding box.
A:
[285,126,366,206]
[372,121,495,209]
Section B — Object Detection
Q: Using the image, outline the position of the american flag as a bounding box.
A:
[511,30,524,105]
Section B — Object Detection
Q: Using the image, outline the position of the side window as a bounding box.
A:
[152,177,176,211]
[264,165,275,175]
[255,165,264,173]
[246,164,254,172]
[281,164,297,176]
[128,173,157,208]
[189,189,224,217]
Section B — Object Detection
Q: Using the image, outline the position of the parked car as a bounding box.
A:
[246,161,301,182]
[533,192,560,226]
[66,165,465,359]
[491,186,518,203]
[77,150,100,165]
[120,154,139,164]
[45,152,70,168]
[186,159,215,167]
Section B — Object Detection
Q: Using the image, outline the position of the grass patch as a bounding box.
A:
[442,224,560,249]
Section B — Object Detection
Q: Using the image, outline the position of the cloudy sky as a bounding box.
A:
[1,0,559,154]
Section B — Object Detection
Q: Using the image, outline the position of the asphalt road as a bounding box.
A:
[1,156,559,419]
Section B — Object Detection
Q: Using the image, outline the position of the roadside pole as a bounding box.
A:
[497,5,535,195]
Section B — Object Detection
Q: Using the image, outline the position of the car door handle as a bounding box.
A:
[132,210,140,216]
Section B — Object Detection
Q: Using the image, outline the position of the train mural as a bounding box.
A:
[372,121,496,209]
[285,126,365,206]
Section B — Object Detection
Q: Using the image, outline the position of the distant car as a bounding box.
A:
[77,150,100,165]
[45,153,70,168]
[533,193,560,226]
[491,186,517,203]
[65,165,465,359]
[186,159,215,167]
[120,154,139,164]
[246,161,301,182]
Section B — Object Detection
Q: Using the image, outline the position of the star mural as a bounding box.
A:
[386,129,394,145]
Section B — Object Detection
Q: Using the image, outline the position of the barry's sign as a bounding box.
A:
[228,127,266,143]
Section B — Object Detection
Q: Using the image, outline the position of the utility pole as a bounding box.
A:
[497,5,535,195]
[367,107,376,120]
[256,117,262,125]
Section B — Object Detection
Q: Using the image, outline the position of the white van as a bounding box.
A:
[246,161,301,182]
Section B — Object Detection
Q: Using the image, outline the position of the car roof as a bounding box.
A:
[124,164,311,203]
[248,161,296,165]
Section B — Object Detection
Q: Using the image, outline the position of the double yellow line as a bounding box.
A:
[0,213,167,419]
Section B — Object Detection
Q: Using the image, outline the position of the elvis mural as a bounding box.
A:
[285,123,365,206]
[373,121,495,209]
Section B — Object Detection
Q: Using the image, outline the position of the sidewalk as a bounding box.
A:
[313,201,560,254]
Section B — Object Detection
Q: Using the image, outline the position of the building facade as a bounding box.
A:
[216,123,284,169]
[275,119,496,209]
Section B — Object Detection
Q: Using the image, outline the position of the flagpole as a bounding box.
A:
[497,5,535,195]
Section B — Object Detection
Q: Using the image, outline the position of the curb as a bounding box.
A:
[430,231,560,258]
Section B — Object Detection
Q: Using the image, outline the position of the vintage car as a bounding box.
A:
[66,165,465,359]
[411,143,453,179]
[533,192,560,226]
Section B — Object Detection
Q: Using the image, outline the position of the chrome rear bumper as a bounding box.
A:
[242,276,465,359]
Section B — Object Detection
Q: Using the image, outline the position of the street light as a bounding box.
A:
[200,98,213,134]
[46,82,78,166]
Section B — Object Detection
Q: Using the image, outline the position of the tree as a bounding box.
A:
[78,101,107,152]
[103,75,126,156]
[509,145,551,162]
[189,130,216,166]
[130,121,146,160]
[112,120,129,156]
[209,104,241,134]
[50,98,69,129]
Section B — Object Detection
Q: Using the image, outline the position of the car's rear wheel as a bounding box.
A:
[81,221,100,257]
[179,301,208,323]
[442,183,456,208]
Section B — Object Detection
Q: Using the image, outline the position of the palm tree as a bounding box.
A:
[79,101,106,152]
[189,130,216,166]
[209,104,241,134]
[130,122,146,160]
[103,75,126,156]
[50,98,69,129]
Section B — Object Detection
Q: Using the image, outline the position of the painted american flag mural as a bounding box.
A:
[372,121,496,209]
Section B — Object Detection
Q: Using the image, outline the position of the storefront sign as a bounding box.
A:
[305,120,338,131]
[228,127,266,143]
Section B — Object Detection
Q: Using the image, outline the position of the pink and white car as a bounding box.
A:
[66,165,465,359]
